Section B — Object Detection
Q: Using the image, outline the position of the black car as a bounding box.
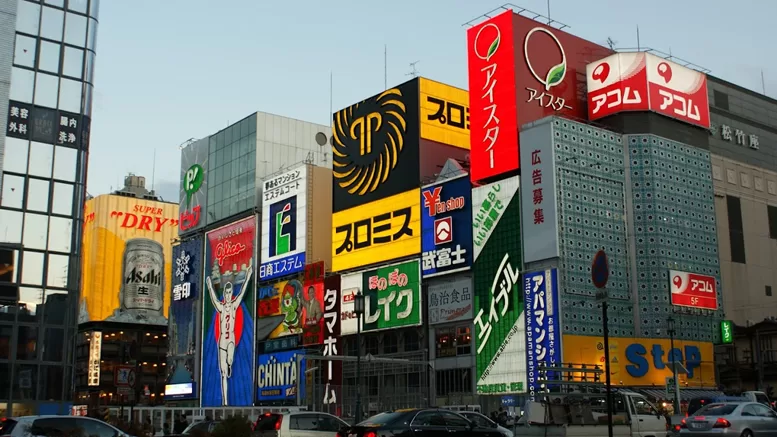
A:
[340,408,504,437]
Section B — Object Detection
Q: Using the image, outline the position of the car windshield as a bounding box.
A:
[694,404,739,416]
[358,412,410,427]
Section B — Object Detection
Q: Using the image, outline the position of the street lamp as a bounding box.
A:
[667,316,681,415]
[354,291,365,424]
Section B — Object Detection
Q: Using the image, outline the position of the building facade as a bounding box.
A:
[706,77,777,392]
[0,0,99,415]
[521,116,723,396]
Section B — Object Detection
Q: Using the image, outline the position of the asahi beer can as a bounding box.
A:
[121,238,165,316]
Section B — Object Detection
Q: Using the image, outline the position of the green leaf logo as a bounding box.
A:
[544,62,566,91]
[486,36,500,61]
[183,164,204,208]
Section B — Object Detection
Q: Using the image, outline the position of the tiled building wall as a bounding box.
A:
[626,134,722,343]
[552,118,634,337]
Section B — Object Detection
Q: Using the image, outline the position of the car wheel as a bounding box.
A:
[741,430,753,437]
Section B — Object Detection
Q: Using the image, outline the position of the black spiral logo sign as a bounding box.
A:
[332,88,407,196]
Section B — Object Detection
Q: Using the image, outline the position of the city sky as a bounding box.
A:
[87,0,777,202]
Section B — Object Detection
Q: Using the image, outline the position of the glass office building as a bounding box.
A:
[0,0,100,415]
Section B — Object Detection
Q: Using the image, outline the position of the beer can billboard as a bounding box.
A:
[79,195,178,325]
[202,216,257,407]
[472,176,526,395]
[166,236,203,400]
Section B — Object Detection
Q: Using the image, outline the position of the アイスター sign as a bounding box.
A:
[466,10,519,183]
[332,189,421,272]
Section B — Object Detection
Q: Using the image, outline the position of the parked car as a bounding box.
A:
[0,416,131,437]
[253,411,348,437]
[340,408,504,437]
[679,402,777,436]
[457,411,513,437]
[167,420,221,437]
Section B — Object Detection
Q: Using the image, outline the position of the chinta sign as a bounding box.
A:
[472,176,525,395]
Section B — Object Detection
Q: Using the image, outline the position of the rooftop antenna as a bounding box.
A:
[384,44,388,90]
[636,25,640,51]
[762,70,767,95]
[546,0,551,24]
[151,148,157,192]
[407,61,420,78]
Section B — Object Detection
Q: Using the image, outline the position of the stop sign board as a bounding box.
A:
[591,250,609,289]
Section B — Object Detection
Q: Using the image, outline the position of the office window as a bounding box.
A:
[768,205,777,240]
[714,90,729,111]
[726,196,746,264]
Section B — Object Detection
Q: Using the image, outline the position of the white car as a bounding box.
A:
[253,412,349,437]
[457,411,514,437]
[0,415,131,437]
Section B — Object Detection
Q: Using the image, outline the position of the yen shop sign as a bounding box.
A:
[420,176,473,278]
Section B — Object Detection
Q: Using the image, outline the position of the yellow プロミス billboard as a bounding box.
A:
[80,195,179,324]
[563,335,716,387]
[332,189,421,272]
[419,78,470,150]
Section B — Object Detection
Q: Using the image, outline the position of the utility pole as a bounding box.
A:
[668,317,681,414]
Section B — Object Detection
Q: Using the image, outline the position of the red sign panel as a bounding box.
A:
[512,14,613,124]
[466,10,519,183]
[587,52,650,120]
[587,52,710,129]
[645,53,710,128]
[669,270,718,310]
[467,10,613,183]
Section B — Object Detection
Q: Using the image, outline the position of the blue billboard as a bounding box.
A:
[524,269,561,402]
[166,237,202,400]
[256,349,306,402]
[420,175,473,278]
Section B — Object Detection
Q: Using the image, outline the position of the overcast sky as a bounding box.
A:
[87,0,777,202]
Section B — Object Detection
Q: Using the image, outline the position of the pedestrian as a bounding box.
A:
[497,407,508,426]
[174,415,188,434]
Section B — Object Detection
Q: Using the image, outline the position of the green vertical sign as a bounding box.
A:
[721,320,734,344]
[362,259,421,331]
[472,176,525,395]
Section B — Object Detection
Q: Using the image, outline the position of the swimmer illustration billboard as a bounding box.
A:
[201,216,256,407]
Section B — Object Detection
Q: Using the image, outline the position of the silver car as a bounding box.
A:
[680,402,777,436]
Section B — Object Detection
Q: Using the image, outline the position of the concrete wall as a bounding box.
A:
[712,155,777,325]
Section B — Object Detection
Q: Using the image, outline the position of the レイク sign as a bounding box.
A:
[467,9,519,183]
[669,269,718,310]
[720,320,734,344]
[524,269,561,401]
